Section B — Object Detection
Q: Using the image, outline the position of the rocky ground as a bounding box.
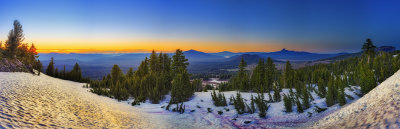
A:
[0,58,32,72]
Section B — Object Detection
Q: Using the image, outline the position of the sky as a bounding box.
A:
[0,0,400,53]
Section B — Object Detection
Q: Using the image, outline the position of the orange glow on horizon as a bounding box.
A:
[1,37,314,53]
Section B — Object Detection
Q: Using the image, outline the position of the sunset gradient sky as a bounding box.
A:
[0,0,400,53]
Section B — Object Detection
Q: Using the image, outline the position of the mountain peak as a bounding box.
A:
[184,49,203,54]
[280,48,288,52]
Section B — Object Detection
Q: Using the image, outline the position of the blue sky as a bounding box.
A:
[0,0,400,53]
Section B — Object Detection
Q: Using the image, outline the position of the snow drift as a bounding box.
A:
[0,72,225,128]
[310,70,400,128]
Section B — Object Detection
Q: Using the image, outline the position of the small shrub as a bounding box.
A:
[314,106,327,113]
[210,90,227,106]
[207,108,212,113]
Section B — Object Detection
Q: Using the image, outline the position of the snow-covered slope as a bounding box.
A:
[3,71,395,128]
[0,72,226,128]
[310,70,400,128]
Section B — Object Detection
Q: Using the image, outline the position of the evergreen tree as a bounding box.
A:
[35,59,42,75]
[250,59,265,92]
[170,49,192,103]
[326,77,336,107]
[283,61,293,88]
[61,65,66,79]
[317,78,326,98]
[5,20,24,58]
[233,91,246,114]
[358,62,376,95]
[126,67,134,78]
[149,50,160,72]
[192,79,203,92]
[302,86,310,109]
[171,49,189,75]
[283,94,292,112]
[265,57,277,91]
[46,57,55,76]
[54,68,59,78]
[233,57,249,91]
[111,64,124,84]
[362,38,376,60]
[254,93,269,118]
[295,97,303,113]
[272,82,281,102]
[70,63,82,82]
[337,77,346,106]
[250,95,256,114]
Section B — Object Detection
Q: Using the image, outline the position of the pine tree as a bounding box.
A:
[296,97,303,113]
[283,61,293,88]
[255,93,269,118]
[250,95,256,114]
[149,50,160,72]
[234,57,249,91]
[302,86,310,109]
[5,20,24,58]
[54,68,59,78]
[192,79,203,92]
[362,38,376,60]
[272,82,281,102]
[250,59,265,92]
[126,67,134,78]
[326,77,336,107]
[317,78,326,98]
[358,62,376,95]
[283,94,292,112]
[35,59,42,75]
[61,65,66,79]
[265,57,277,91]
[46,57,55,76]
[170,49,191,103]
[71,63,82,82]
[337,77,346,106]
[111,64,124,85]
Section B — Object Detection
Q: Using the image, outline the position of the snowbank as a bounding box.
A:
[134,86,361,128]
[1,71,379,128]
[310,70,400,128]
[0,72,225,128]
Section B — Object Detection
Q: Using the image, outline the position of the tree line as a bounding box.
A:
[44,57,89,83]
[217,38,400,115]
[89,49,196,107]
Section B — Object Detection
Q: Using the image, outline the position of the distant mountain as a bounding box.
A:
[183,49,225,62]
[209,51,240,58]
[316,51,362,62]
[243,49,349,61]
[38,49,353,79]
[226,54,264,65]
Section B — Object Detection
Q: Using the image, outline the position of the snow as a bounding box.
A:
[1,71,386,128]
[133,86,361,128]
[309,70,400,128]
[0,72,225,128]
